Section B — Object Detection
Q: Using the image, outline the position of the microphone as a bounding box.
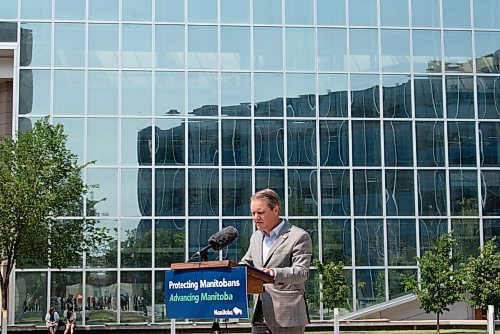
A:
[208,226,239,250]
[188,226,239,261]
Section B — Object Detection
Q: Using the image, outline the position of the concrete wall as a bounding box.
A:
[0,80,13,137]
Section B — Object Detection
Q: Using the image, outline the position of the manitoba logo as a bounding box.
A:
[213,307,243,316]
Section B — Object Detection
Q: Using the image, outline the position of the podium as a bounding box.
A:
[170,260,274,293]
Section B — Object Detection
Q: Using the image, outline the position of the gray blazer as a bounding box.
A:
[241,219,313,328]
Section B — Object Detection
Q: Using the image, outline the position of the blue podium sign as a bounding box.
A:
[165,266,248,319]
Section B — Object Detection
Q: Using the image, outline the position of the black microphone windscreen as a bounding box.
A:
[209,226,239,251]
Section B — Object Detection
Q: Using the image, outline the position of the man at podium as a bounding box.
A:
[241,189,313,334]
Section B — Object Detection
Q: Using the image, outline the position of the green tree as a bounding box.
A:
[463,238,500,316]
[404,234,464,334]
[313,259,350,312]
[0,118,108,334]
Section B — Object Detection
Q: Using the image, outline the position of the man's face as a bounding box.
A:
[250,199,280,236]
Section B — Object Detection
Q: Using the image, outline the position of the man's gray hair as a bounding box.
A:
[251,188,281,211]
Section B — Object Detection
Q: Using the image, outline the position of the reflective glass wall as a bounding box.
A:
[2,0,500,324]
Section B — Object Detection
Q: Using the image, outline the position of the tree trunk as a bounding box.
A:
[436,312,440,334]
[1,259,9,334]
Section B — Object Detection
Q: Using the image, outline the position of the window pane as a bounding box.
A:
[120,271,152,322]
[122,118,152,166]
[287,120,316,166]
[475,32,500,74]
[88,71,119,115]
[351,75,380,117]
[253,0,281,24]
[479,122,500,166]
[222,169,252,216]
[222,219,253,262]
[474,0,500,29]
[85,272,118,324]
[349,0,377,26]
[254,27,283,71]
[352,121,381,166]
[188,120,218,165]
[121,168,152,217]
[155,220,186,267]
[54,23,85,67]
[0,0,17,19]
[86,168,118,217]
[414,76,443,117]
[86,219,118,268]
[383,75,412,118]
[477,77,500,118]
[449,170,478,216]
[356,269,385,307]
[413,30,441,73]
[385,170,415,216]
[89,0,119,21]
[381,30,410,72]
[412,0,440,27]
[188,0,217,23]
[481,171,500,216]
[446,76,474,118]
[53,70,84,115]
[320,120,349,166]
[353,170,383,216]
[349,29,378,72]
[317,0,345,25]
[221,26,250,70]
[416,121,445,166]
[354,219,384,265]
[55,0,84,20]
[222,119,251,166]
[255,120,284,166]
[384,121,413,166]
[155,25,184,69]
[255,169,285,202]
[51,272,83,315]
[484,219,500,246]
[121,219,152,267]
[122,71,152,116]
[387,219,417,265]
[221,72,251,117]
[419,219,448,253]
[322,220,351,264]
[188,219,219,260]
[448,122,476,167]
[285,0,313,25]
[21,0,51,20]
[156,0,184,22]
[452,219,480,263]
[254,73,283,117]
[320,170,350,216]
[88,24,119,68]
[417,170,447,216]
[188,25,217,70]
[122,0,151,21]
[156,72,185,116]
[288,169,318,216]
[442,0,470,28]
[19,70,50,115]
[155,118,185,165]
[188,72,218,116]
[122,24,152,68]
[444,31,472,73]
[286,28,315,71]
[286,73,316,117]
[87,119,118,165]
[318,28,347,72]
[15,272,47,324]
[155,169,185,216]
[318,74,348,117]
[380,0,408,26]
[189,170,219,216]
[20,23,51,67]
[389,269,416,299]
[292,219,319,261]
[53,117,84,164]
[221,0,249,23]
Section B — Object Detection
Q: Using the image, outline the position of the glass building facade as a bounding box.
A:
[1,0,500,325]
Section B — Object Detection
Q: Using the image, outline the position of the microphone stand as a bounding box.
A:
[187,244,211,262]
